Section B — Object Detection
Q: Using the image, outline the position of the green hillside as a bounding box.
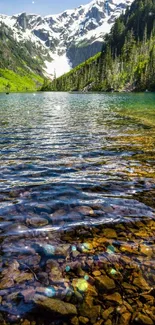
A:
[0,69,44,92]
[0,22,48,91]
[43,0,155,92]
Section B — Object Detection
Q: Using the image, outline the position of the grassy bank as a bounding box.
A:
[0,68,44,92]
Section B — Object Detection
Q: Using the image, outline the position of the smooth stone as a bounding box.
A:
[103,228,117,238]
[73,206,94,216]
[33,294,77,316]
[67,211,82,220]
[92,271,101,276]
[50,209,67,219]
[140,245,153,256]
[71,316,79,325]
[26,217,48,227]
[95,275,115,291]
[79,316,89,324]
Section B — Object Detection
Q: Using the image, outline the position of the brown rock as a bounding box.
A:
[94,320,104,325]
[79,316,89,324]
[0,278,14,290]
[92,271,101,276]
[103,228,117,238]
[21,320,31,325]
[123,301,133,313]
[133,275,150,290]
[119,312,131,325]
[33,294,77,316]
[26,217,48,227]
[140,245,153,256]
[104,292,122,305]
[95,275,115,291]
[137,313,154,325]
[102,307,114,320]
[71,316,79,325]
[104,320,112,325]
[15,272,33,283]
[49,265,63,282]
[50,209,66,219]
[122,282,137,291]
[74,206,94,216]
[72,250,80,258]
[79,303,101,323]
[141,295,154,304]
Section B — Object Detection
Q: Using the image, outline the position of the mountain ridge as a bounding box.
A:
[43,0,155,92]
[0,0,133,78]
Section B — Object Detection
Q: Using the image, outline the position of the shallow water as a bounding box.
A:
[0,92,155,325]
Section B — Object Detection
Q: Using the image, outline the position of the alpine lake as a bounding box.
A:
[0,92,155,325]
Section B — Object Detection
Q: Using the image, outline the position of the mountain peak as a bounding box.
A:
[0,0,133,77]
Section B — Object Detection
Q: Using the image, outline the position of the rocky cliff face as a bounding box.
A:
[0,0,133,77]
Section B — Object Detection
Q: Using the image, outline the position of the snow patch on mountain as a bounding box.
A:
[44,54,71,78]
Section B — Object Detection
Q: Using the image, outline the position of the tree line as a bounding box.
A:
[41,0,155,92]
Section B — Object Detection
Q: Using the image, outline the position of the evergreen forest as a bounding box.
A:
[42,0,155,92]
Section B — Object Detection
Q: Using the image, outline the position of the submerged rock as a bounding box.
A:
[102,307,114,320]
[79,303,101,323]
[95,275,115,291]
[133,275,150,290]
[104,292,122,305]
[73,206,94,216]
[79,316,89,324]
[26,217,48,227]
[103,228,117,239]
[119,312,131,325]
[33,294,77,316]
[137,313,154,325]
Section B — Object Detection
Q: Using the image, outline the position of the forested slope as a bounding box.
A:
[0,22,46,91]
[42,0,155,92]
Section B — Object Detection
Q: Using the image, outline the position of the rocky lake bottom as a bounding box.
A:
[0,92,155,325]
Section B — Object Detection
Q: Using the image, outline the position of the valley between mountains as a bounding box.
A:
[0,0,133,91]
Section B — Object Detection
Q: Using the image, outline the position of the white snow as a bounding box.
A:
[44,53,71,78]
[0,0,134,78]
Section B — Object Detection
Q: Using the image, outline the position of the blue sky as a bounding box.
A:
[0,0,90,16]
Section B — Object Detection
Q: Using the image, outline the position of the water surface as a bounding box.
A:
[0,92,155,325]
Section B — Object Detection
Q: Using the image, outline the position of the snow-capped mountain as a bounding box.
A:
[0,0,133,78]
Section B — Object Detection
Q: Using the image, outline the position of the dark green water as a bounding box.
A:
[0,92,155,325]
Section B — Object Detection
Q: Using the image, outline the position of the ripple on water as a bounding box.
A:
[0,92,155,324]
